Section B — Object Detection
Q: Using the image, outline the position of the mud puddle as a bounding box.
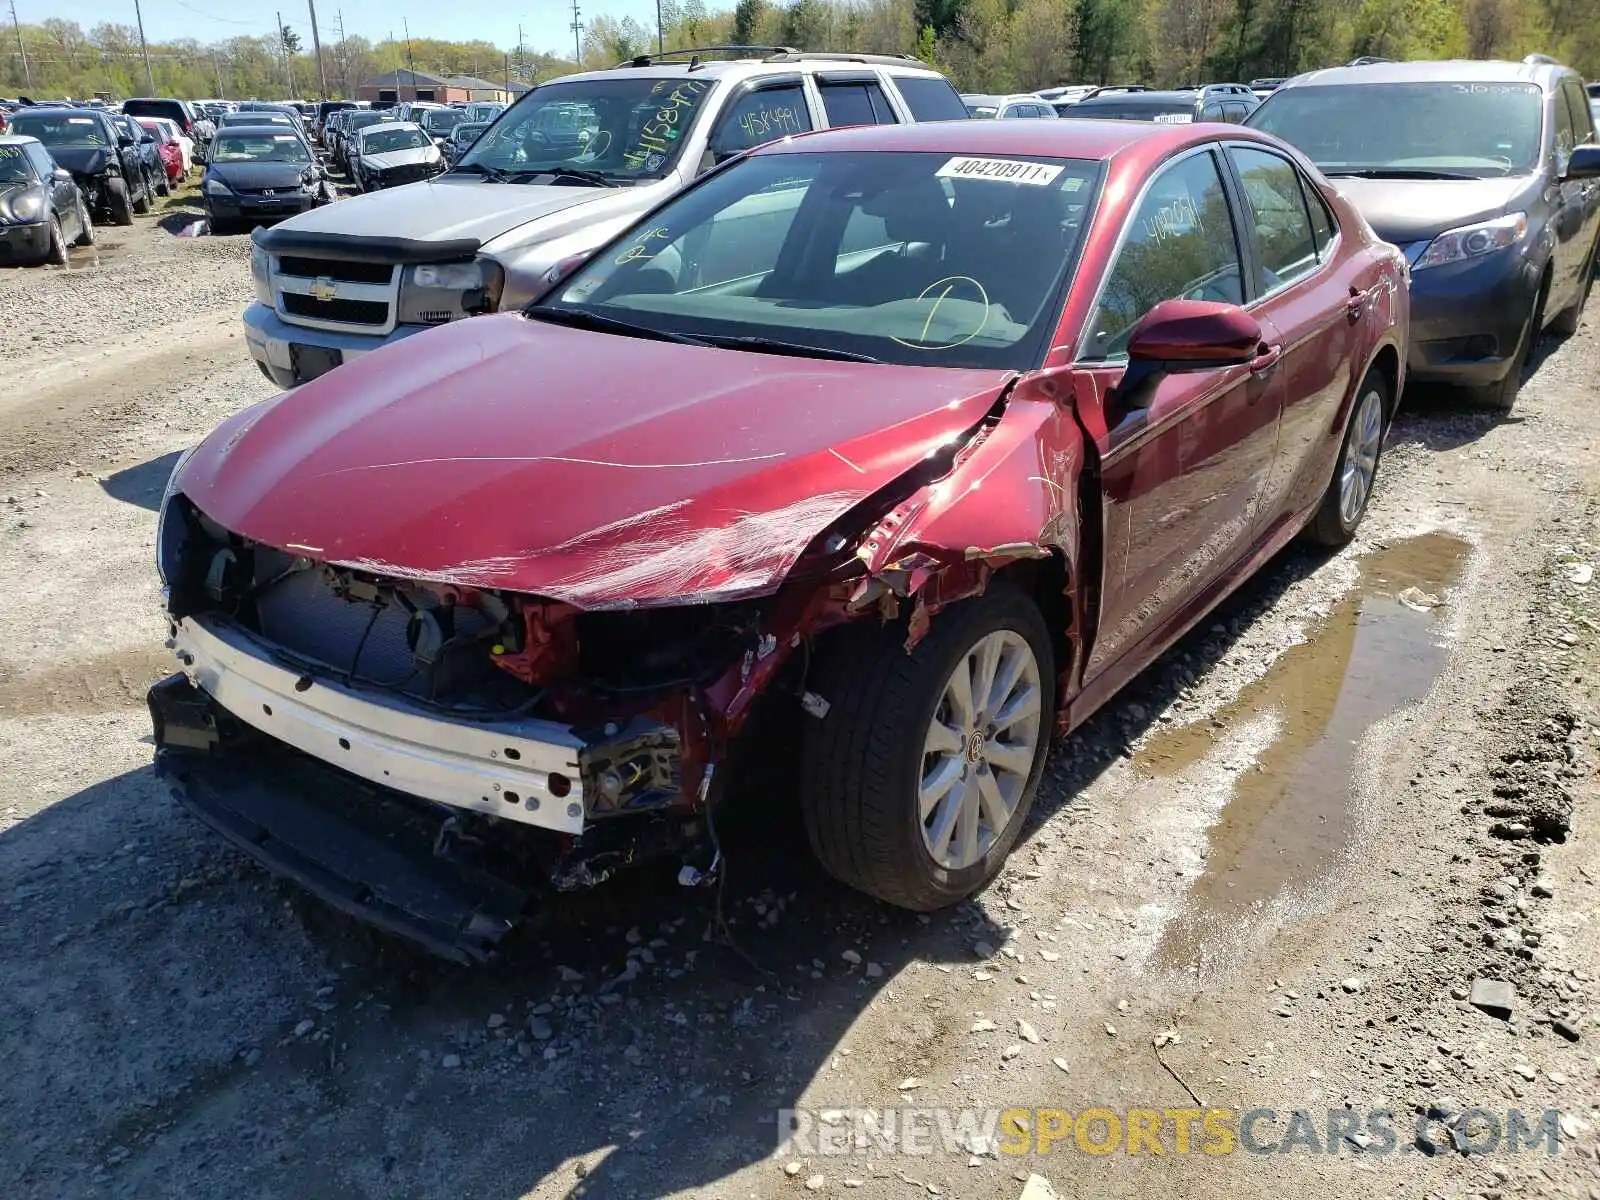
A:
[1142,532,1471,974]
[64,240,130,267]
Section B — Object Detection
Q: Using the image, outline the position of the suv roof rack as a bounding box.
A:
[618,44,797,67]
[1522,52,1560,65]
[617,45,923,68]
[1079,84,1150,99]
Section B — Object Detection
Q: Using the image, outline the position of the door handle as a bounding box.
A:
[1249,342,1282,378]
[1346,284,1369,322]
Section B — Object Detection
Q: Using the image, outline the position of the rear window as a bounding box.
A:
[896,75,970,122]
[123,99,186,128]
[1070,102,1193,123]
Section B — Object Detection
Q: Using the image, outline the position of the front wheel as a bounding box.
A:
[155,169,171,197]
[1467,278,1545,413]
[132,174,152,214]
[106,177,134,226]
[799,585,1056,911]
[1304,368,1388,547]
[73,197,95,246]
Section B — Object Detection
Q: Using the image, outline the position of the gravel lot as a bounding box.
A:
[3,197,1600,1200]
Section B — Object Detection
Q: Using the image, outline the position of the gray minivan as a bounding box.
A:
[1249,57,1600,411]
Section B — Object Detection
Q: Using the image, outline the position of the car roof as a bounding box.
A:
[215,124,306,136]
[360,121,419,134]
[0,133,40,146]
[1072,90,1201,108]
[752,117,1235,161]
[1281,57,1572,89]
[10,106,105,118]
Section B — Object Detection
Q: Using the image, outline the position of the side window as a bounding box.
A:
[26,144,53,178]
[1229,146,1320,293]
[1221,102,1249,123]
[710,83,812,156]
[1303,176,1336,255]
[1200,102,1224,121]
[818,80,897,127]
[1562,79,1595,145]
[896,75,970,121]
[1554,86,1577,169]
[1087,150,1245,358]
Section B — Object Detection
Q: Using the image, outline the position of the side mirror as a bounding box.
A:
[142,132,156,143]
[117,134,135,148]
[1565,144,1600,181]
[1112,299,1263,412]
[53,166,71,182]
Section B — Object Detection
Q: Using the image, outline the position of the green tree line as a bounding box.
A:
[3,0,1595,102]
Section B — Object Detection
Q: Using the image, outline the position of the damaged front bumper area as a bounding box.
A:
[150,611,703,962]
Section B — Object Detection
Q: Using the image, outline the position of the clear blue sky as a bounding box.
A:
[33,0,666,58]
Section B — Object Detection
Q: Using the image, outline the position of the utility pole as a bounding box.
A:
[656,0,662,52]
[6,0,31,92]
[334,9,348,97]
[570,0,581,65]
[402,16,416,99]
[212,48,225,98]
[307,0,328,98]
[503,51,509,97]
[276,10,294,98]
[132,0,155,93]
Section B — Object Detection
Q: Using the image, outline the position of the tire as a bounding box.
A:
[155,169,171,197]
[799,584,1056,911]
[106,177,134,226]
[43,215,67,266]
[1304,368,1389,547]
[72,196,95,246]
[132,174,152,214]
[1550,239,1596,337]
[1467,276,1546,413]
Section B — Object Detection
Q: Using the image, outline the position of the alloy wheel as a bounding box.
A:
[920,630,1043,871]
[1339,387,1384,527]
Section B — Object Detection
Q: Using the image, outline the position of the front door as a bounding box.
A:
[1077,146,1284,684]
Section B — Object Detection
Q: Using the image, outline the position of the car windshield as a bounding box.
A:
[347,113,385,130]
[421,109,464,133]
[0,144,36,183]
[459,76,717,182]
[9,113,107,147]
[212,132,310,163]
[363,127,428,154]
[544,149,1100,369]
[1248,82,1544,175]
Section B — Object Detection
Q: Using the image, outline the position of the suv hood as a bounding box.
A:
[1324,175,1531,244]
[269,175,603,245]
[176,314,1014,609]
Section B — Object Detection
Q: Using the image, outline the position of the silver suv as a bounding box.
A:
[244,46,969,387]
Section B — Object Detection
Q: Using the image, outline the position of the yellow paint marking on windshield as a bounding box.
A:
[920,282,955,343]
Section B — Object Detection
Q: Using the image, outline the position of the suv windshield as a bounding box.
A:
[9,113,107,147]
[0,144,37,183]
[543,149,1099,369]
[1248,82,1544,175]
[363,127,428,154]
[346,112,385,131]
[459,77,718,183]
[213,132,310,163]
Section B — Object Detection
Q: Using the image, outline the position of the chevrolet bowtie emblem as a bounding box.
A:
[310,277,337,302]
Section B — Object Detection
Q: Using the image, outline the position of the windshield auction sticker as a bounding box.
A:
[936,156,1064,186]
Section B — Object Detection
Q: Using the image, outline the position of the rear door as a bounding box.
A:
[1077,145,1285,684]
[1224,142,1368,530]
[1559,76,1600,284]
[1551,82,1588,311]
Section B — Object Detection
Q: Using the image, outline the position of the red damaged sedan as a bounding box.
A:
[134,117,185,187]
[150,120,1408,962]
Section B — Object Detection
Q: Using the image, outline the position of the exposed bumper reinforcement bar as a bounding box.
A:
[150,674,528,964]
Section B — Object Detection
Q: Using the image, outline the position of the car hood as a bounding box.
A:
[268,174,599,245]
[47,146,112,176]
[363,145,438,171]
[176,314,1015,608]
[1324,175,1532,244]
[208,160,309,189]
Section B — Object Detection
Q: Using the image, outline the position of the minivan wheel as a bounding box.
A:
[1468,278,1546,413]
[799,584,1055,911]
[1305,368,1389,547]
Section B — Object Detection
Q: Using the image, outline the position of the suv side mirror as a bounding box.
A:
[1565,144,1600,180]
[117,134,135,148]
[1113,298,1263,411]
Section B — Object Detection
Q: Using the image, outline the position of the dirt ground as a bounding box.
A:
[3,189,1600,1200]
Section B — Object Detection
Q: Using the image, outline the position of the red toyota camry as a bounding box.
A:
[151,119,1409,961]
